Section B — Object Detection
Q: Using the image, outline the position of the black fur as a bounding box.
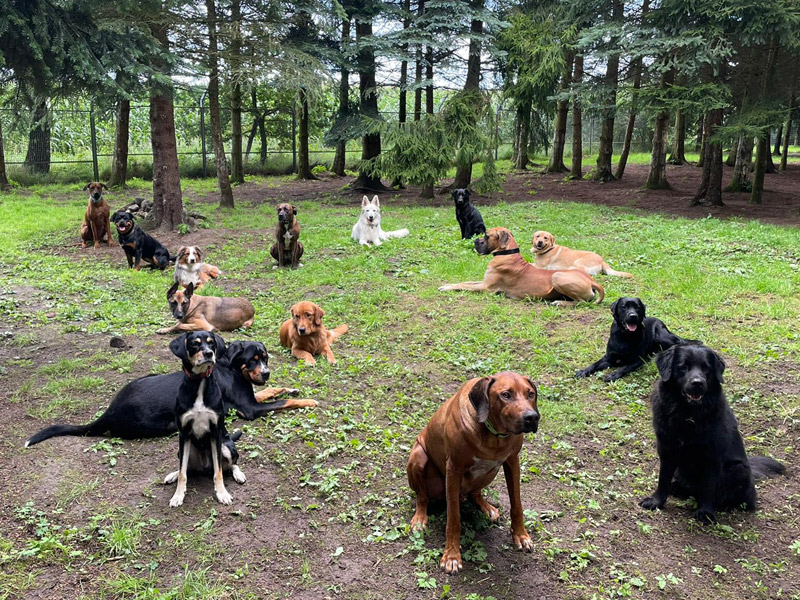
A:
[576,297,700,382]
[25,341,295,446]
[452,189,486,239]
[111,210,171,270]
[640,345,785,524]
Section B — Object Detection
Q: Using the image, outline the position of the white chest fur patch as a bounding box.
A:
[466,457,502,480]
[180,380,218,438]
[283,231,293,246]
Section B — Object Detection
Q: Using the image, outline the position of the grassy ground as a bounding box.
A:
[0,180,798,599]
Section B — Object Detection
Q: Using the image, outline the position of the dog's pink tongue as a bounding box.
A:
[626,323,637,332]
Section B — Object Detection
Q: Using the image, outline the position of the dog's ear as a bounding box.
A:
[289,303,298,316]
[636,298,646,317]
[176,246,187,259]
[464,189,471,200]
[224,341,245,366]
[655,346,677,382]
[451,189,458,200]
[167,281,179,299]
[468,376,494,424]
[361,195,369,207]
[195,247,203,262]
[548,233,555,245]
[610,298,621,317]
[523,376,538,404]
[169,333,189,360]
[212,333,226,358]
[185,282,195,298]
[83,183,91,191]
[498,229,510,248]
[709,348,725,384]
[292,205,297,215]
[314,304,324,327]
[101,183,108,190]
[372,195,380,207]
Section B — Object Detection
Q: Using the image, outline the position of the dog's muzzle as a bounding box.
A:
[474,237,490,255]
[522,410,540,433]
[682,376,706,404]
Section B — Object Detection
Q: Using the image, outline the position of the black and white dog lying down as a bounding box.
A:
[452,188,486,239]
[640,344,785,524]
[25,341,316,447]
[576,297,700,382]
[166,331,239,506]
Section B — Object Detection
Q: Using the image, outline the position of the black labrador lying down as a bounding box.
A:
[25,341,316,446]
[576,297,700,382]
[640,345,785,524]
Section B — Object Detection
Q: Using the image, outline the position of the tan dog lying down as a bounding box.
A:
[439,227,604,306]
[531,231,632,277]
[280,301,349,365]
[157,282,255,334]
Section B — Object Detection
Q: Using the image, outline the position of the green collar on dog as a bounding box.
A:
[484,419,509,438]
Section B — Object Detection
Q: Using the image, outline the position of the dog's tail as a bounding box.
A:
[329,324,349,340]
[601,262,633,278]
[749,456,786,480]
[380,228,410,240]
[591,281,605,304]
[24,419,107,447]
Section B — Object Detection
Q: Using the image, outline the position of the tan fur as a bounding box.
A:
[279,301,348,366]
[158,284,254,334]
[531,230,632,277]
[439,227,604,306]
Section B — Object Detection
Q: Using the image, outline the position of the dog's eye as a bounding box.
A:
[500,391,511,400]
[528,391,535,399]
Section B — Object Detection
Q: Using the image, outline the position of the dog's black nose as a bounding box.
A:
[688,377,705,390]
[298,327,306,335]
[523,410,539,432]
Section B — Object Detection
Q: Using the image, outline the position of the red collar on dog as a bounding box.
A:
[184,365,214,379]
[492,248,521,256]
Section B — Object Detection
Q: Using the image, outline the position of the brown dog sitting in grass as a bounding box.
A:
[407,372,540,574]
[270,203,304,269]
[81,182,114,249]
[279,301,348,365]
[157,282,255,334]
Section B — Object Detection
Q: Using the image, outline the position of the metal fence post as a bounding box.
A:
[200,90,208,178]
[89,103,99,181]
[291,101,297,174]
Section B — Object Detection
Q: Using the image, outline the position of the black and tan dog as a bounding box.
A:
[25,340,316,446]
[439,227,604,306]
[452,188,486,239]
[166,331,237,507]
[270,203,304,269]
[81,182,114,249]
[576,297,699,382]
[158,282,255,334]
[407,372,540,574]
[110,210,171,270]
[640,345,785,524]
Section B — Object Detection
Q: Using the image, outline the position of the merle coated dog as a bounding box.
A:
[576,297,699,382]
[111,210,171,270]
[640,344,785,524]
[452,188,486,239]
[25,341,314,446]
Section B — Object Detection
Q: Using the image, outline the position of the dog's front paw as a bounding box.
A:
[169,492,185,508]
[639,495,665,510]
[513,531,534,552]
[285,388,301,397]
[156,327,172,335]
[575,369,590,379]
[163,470,179,485]
[232,465,246,485]
[440,548,462,575]
[604,372,621,382]
[215,487,233,505]
[81,241,87,249]
[694,508,717,525]
[410,513,428,532]
[438,284,453,292]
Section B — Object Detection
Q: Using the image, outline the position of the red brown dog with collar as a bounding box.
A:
[407,371,540,574]
[80,182,114,249]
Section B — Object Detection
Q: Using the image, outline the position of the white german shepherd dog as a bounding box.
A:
[351,195,410,246]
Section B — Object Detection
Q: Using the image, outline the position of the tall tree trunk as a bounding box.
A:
[332,18,351,176]
[425,45,434,115]
[772,127,782,156]
[645,67,674,189]
[399,0,410,124]
[780,95,793,171]
[666,109,687,165]
[24,99,50,174]
[452,0,483,189]
[297,88,317,180]
[570,54,584,180]
[750,135,768,204]
[514,103,530,170]
[593,1,622,182]
[352,17,386,191]
[614,52,643,180]
[695,116,703,152]
[764,145,777,173]
[724,137,738,166]
[691,108,724,206]
[229,0,244,184]
[547,53,573,173]
[207,0,234,208]
[414,45,422,121]
[108,98,130,188]
[726,135,754,192]
[149,14,184,230]
[0,115,10,190]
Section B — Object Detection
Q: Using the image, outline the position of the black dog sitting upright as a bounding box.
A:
[576,297,699,382]
[111,209,171,271]
[166,331,240,507]
[452,188,486,239]
[640,344,785,524]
